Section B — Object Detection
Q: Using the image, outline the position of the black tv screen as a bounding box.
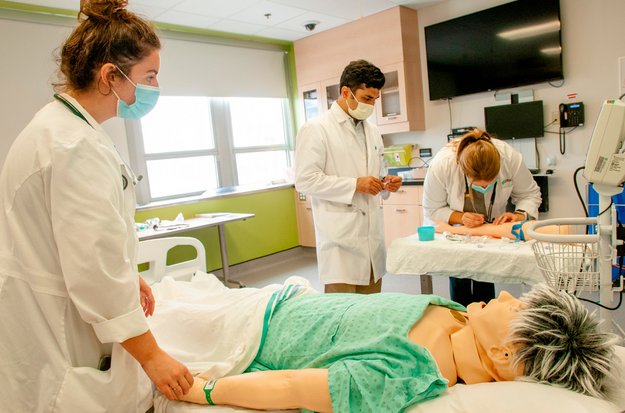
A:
[484,100,544,139]
[425,0,563,100]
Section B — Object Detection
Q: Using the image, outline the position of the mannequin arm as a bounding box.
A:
[181,369,333,413]
[434,220,564,240]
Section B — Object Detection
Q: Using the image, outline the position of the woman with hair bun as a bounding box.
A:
[423,129,541,306]
[0,1,193,411]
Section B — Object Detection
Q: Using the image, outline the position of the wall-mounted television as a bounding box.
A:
[425,0,563,100]
[484,100,544,139]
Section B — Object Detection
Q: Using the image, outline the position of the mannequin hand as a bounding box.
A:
[356,176,384,195]
[139,276,155,317]
[492,212,524,225]
[142,349,194,401]
[382,175,403,192]
[462,212,485,228]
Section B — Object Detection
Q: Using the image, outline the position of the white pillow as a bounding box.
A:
[409,346,625,413]
[408,381,620,413]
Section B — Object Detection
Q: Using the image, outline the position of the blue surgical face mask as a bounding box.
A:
[471,179,497,194]
[112,66,160,119]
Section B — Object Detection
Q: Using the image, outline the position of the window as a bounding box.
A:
[229,97,290,186]
[129,96,292,204]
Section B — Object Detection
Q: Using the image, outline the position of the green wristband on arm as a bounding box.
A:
[203,379,217,405]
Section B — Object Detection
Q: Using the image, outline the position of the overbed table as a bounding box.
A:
[137,213,255,286]
[386,233,542,294]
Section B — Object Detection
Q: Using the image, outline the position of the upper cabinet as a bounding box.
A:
[293,6,425,134]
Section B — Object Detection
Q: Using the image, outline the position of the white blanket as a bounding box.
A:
[387,234,543,284]
[149,272,316,379]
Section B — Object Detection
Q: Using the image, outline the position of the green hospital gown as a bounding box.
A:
[246,293,465,413]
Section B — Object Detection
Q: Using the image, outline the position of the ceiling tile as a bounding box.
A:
[278,11,349,34]
[268,0,396,20]
[155,9,220,28]
[127,4,168,21]
[255,26,304,41]
[132,0,186,9]
[391,0,441,6]
[12,0,79,10]
[208,19,267,36]
[228,0,306,26]
[174,0,260,18]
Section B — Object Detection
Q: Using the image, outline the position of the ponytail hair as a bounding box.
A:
[55,0,160,92]
[455,129,500,181]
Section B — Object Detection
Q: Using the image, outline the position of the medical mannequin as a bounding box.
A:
[173,284,618,413]
[433,219,562,241]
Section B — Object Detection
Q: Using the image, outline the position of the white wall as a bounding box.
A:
[0,14,131,163]
[0,16,69,165]
[386,0,625,220]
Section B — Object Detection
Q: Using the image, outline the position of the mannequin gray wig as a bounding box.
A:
[509,284,620,399]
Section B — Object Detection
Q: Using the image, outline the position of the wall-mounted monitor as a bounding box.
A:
[424,0,563,100]
[484,100,544,139]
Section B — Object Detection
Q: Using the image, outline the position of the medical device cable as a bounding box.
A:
[447,98,453,134]
[571,165,625,310]
[573,166,589,219]
[598,200,614,217]
[534,138,541,170]
[577,289,623,311]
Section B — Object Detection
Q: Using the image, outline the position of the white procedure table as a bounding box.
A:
[138,213,255,286]
[386,233,543,294]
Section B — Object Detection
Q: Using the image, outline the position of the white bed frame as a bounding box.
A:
[137,236,206,284]
[141,237,625,413]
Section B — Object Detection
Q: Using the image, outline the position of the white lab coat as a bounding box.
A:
[422,138,541,224]
[294,102,386,285]
[0,94,152,412]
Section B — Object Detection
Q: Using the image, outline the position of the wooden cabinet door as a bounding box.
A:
[383,204,421,247]
[375,62,408,126]
[383,186,422,206]
[382,185,423,247]
[320,77,340,112]
[298,82,323,122]
[294,191,316,247]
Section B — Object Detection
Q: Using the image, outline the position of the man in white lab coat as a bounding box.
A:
[295,60,402,293]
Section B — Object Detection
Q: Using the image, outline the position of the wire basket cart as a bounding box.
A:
[531,237,601,294]
[527,217,601,294]
[528,217,625,338]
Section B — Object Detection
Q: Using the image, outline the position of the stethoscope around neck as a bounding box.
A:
[53,93,141,190]
[464,176,497,223]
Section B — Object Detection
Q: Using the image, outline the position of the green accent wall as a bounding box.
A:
[135,187,299,271]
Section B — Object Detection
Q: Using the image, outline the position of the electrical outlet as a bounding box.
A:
[551,111,559,123]
[546,156,556,167]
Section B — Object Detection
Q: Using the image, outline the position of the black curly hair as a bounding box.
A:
[339,59,385,93]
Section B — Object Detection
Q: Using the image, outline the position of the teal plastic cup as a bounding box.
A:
[417,225,435,241]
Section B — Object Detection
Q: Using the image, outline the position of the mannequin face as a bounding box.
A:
[467,291,525,380]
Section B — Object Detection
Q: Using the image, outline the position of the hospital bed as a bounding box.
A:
[139,237,625,413]
[387,233,542,290]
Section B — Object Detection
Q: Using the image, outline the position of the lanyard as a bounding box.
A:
[464,177,498,223]
[53,93,93,128]
[53,93,135,190]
